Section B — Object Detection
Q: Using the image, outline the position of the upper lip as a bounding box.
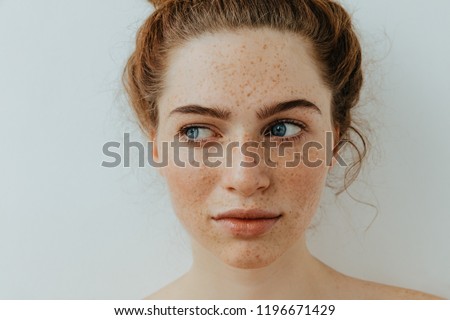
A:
[213,209,282,220]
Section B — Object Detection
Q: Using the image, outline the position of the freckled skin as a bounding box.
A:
[156,28,334,270]
[146,28,441,299]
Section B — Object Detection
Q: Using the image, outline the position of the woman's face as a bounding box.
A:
[154,28,336,269]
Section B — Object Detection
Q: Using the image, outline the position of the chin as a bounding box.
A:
[216,241,284,269]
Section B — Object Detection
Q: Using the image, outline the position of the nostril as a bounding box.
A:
[222,169,270,197]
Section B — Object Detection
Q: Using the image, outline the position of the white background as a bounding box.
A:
[0,0,449,299]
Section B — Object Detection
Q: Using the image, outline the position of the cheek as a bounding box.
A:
[161,159,218,234]
[266,164,328,253]
[273,143,329,216]
[163,165,214,205]
[282,166,327,207]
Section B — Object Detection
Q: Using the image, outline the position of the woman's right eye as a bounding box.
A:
[181,126,215,141]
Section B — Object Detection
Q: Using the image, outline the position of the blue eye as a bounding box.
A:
[267,121,303,138]
[182,126,215,141]
[271,123,287,136]
[186,127,199,140]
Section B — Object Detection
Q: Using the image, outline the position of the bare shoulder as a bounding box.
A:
[144,288,171,300]
[143,274,190,300]
[341,275,443,300]
[143,287,171,300]
[143,282,181,300]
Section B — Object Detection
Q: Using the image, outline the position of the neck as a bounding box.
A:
[184,238,330,299]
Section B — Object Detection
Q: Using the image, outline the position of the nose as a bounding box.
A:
[221,141,271,197]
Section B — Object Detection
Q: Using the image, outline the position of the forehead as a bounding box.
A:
[159,28,331,117]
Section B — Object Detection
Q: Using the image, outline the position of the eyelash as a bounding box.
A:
[177,124,219,146]
[264,119,307,143]
[177,119,307,145]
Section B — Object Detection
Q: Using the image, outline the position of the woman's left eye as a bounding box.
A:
[265,121,304,138]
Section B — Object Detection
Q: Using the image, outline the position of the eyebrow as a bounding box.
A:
[169,104,232,120]
[256,99,322,120]
[168,99,322,120]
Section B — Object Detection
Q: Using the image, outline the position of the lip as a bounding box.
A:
[212,209,282,238]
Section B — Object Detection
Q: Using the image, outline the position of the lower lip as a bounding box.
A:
[213,217,281,238]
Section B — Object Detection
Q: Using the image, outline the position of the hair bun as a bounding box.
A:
[148,0,166,9]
